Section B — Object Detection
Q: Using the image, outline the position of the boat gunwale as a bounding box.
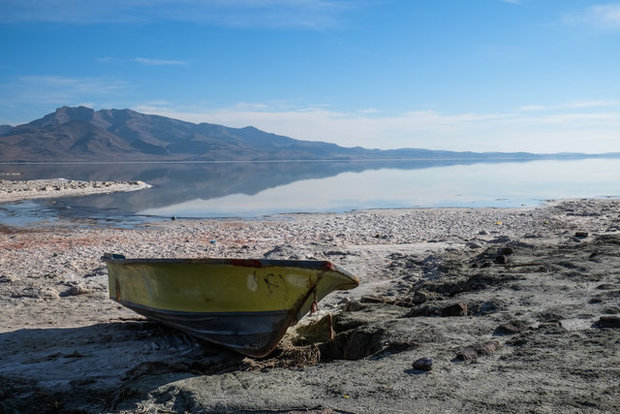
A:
[101,254,359,283]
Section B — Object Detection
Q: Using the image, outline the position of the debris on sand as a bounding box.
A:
[456,340,501,361]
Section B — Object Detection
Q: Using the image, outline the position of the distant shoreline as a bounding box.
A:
[2,153,620,165]
[0,178,151,204]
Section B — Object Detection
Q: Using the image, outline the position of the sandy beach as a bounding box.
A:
[0,188,619,412]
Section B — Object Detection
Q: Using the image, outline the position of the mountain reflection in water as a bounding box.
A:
[1,158,619,220]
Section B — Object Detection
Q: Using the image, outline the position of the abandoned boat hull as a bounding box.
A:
[103,255,359,357]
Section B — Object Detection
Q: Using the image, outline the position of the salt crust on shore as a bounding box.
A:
[0,178,151,203]
[0,198,619,413]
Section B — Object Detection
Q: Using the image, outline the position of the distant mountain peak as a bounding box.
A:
[3,106,348,161]
[0,106,604,163]
[28,105,96,129]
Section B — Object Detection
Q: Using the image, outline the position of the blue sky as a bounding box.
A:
[1,0,619,153]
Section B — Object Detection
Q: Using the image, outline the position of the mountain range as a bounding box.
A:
[0,106,615,162]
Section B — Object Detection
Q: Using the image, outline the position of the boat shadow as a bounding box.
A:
[0,319,248,410]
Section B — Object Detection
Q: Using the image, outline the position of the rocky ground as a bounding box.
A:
[0,198,619,413]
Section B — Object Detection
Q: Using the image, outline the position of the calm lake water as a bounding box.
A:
[1,158,619,225]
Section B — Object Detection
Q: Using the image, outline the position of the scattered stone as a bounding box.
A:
[441,302,467,317]
[41,287,61,300]
[574,231,589,239]
[360,295,393,305]
[324,250,354,257]
[412,357,433,371]
[494,255,508,264]
[489,235,511,244]
[497,246,514,256]
[67,284,91,296]
[494,320,529,336]
[596,283,617,290]
[294,314,335,345]
[0,275,15,283]
[456,340,501,361]
[595,315,620,329]
[412,290,428,305]
[536,322,566,334]
[467,241,483,249]
[343,300,366,312]
[263,245,285,258]
[474,301,500,316]
[392,298,417,308]
[13,287,60,300]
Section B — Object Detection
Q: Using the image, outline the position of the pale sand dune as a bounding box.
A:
[0,198,618,413]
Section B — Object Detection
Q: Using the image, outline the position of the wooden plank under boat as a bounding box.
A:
[102,254,359,357]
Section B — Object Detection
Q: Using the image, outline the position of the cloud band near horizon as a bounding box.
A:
[128,102,620,154]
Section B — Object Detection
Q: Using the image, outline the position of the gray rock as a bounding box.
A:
[412,290,428,305]
[596,283,617,290]
[67,284,90,296]
[494,255,508,264]
[497,246,514,256]
[595,315,620,329]
[494,320,529,335]
[343,300,366,312]
[441,302,467,317]
[412,357,433,371]
[456,340,501,361]
[489,235,511,244]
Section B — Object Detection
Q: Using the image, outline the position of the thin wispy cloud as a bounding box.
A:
[519,100,620,112]
[132,58,188,66]
[96,57,188,66]
[566,99,620,109]
[0,75,128,106]
[563,4,620,30]
[500,0,522,5]
[0,0,353,29]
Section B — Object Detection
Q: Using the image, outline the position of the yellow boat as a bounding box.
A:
[102,254,359,357]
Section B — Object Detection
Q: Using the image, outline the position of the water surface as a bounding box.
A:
[1,158,619,225]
